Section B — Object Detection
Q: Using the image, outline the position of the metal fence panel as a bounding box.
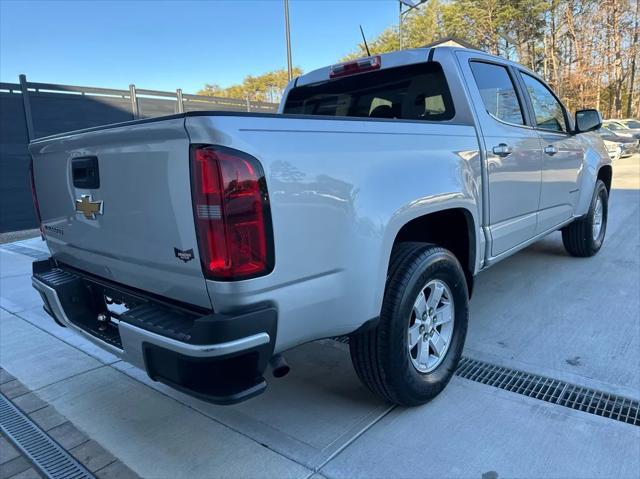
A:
[0,91,36,232]
[0,76,279,233]
[29,92,134,138]
[137,97,179,118]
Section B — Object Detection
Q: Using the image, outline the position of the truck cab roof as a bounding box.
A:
[292,46,538,89]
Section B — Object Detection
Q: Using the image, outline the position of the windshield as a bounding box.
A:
[283,62,455,122]
[598,127,614,136]
[605,122,626,130]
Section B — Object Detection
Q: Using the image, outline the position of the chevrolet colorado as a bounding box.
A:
[29,46,611,406]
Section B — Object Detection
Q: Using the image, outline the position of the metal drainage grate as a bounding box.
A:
[330,338,638,426]
[1,243,49,260]
[456,357,640,427]
[0,393,95,479]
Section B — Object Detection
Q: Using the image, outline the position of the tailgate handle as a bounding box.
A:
[72,156,100,189]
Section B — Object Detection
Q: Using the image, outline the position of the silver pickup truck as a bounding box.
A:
[29,46,611,406]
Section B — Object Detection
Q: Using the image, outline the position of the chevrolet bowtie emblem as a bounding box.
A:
[75,195,103,220]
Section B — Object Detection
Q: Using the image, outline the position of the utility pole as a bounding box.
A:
[284,0,293,81]
[398,1,427,51]
[399,1,403,50]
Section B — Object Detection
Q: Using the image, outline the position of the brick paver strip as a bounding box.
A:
[0,436,20,465]
[28,407,66,432]
[94,460,139,479]
[0,372,15,386]
[47,422,90,451]
[0,451,33,479]
[0,382,28,401]
[11,395,47,416]
[70,440,117,473]
[9,467,41,479]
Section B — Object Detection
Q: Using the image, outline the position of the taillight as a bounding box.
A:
[190,145,274,280]
[28,158,44,239]
[329,55,381,78]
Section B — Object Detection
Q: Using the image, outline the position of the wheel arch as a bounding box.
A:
[575,145,612,217]
[390,207,477,297]
[597,164,612,193]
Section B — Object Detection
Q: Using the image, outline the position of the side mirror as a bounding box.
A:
[575,109,602,133]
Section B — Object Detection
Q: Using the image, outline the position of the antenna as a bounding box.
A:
[360,25,371,56]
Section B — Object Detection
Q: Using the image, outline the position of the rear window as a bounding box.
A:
[283,62,455,122]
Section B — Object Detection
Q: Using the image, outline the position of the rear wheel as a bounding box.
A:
[349,243,468,406]
[562,180,608,257]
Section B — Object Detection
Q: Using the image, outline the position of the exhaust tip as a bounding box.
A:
[269,354,290,378]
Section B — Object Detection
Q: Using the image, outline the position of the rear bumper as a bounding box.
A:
[32,259,276,404]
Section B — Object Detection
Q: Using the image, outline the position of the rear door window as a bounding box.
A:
[283,62,455,121]
[469,61,524,126]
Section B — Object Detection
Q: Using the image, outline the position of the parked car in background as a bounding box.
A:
[602,139,623,161]
[597,126,640,159]
[618,119,640,130]
[603,119,640,140]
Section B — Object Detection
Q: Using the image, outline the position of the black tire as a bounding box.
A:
[562,180,608,257]
[349,242,469,406]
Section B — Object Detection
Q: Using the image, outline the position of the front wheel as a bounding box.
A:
[349,242,469,406]
[562,180,608,257]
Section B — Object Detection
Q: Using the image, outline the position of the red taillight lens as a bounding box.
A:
[28,159,44,239]
[190,145,274,280]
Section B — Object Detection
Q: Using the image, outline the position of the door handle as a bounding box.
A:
[544,145,558,156]
[492,143,513,157]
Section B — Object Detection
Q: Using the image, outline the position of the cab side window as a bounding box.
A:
[470,61,524,126]
[520,73,568,132]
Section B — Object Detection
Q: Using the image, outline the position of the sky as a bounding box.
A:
[0,0,398,94]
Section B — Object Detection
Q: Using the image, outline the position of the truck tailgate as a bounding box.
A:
[28,117,212,309]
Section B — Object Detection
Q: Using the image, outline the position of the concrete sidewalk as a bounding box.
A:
[1,155,639,478]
